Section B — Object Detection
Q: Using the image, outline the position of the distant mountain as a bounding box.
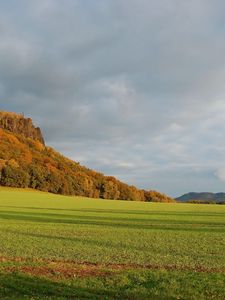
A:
[176,192,225,203]
[0,111,175,202]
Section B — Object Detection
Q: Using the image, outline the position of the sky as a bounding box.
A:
[1,0,225,197]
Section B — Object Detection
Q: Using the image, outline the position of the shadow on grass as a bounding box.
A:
[0,272,115,299]
[1,269,225,300]
[4,229,149,253]
[0,210,225,233]
[1,205,225,218]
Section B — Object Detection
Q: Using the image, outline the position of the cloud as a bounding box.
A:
[215,168,225,183]
[1,0,225,196]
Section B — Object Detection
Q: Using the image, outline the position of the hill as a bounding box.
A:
[176,192,225,203]
[0,111,174,202]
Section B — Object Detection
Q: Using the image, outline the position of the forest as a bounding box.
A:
[0,128,174,202]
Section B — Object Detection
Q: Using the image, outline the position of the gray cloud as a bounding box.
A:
[1,0,225,196]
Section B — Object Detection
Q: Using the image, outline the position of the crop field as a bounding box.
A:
[0,188,225,299]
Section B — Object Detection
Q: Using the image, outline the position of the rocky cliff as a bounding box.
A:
[0,111,45,145]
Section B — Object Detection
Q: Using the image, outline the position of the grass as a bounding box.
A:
[0,187,225,299]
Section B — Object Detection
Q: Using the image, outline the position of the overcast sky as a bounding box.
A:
[1,0,225,197]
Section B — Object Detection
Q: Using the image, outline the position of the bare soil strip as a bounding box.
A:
[1,256,225,279]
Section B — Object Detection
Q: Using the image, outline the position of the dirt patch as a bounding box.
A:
[4,264,111,279]
[1,256,225,279]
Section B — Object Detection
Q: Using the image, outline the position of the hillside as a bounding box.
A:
[176,192,225,203]
[0,111,174,202]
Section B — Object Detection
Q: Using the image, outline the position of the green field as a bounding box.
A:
[0,188,225,299]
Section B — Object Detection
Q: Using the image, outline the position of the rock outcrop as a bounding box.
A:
[0,111,45,145]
